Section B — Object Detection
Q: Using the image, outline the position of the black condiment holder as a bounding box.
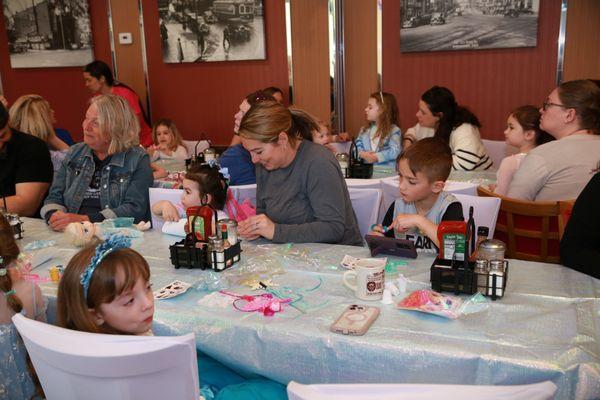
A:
[348,140,374,179]
[169,204,241,271]
[429,207,508,300]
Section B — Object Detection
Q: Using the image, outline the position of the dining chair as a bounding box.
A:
[482,139,518,169]
[453,193,501,238]
[477,186,573,263]
[348,188,383,238]
[287,381,557,400]
[12,314,199,400]
[557,200,575,241]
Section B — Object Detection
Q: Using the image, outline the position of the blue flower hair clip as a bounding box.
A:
[0,256,6,277]
[204,159,231,181]
[80,234,131,300]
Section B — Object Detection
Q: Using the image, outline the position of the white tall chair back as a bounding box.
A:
[12,314,199,400]
[229,183,257,207]
[328,142,351,154]
[482,139,518,169]
[348,188,382,238]
[287,381,557,400]
[345,178,383,190]
[183,139,210,158]
[453,193,502,238]
[149,187,184,230]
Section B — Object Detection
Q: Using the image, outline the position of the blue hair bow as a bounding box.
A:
[205,159,230,181]
[80,234,131,300]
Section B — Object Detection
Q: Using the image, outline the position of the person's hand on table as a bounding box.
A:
[151,163,168,179]
[368,224,386,237]
[359,151,378,164]
[238,214,275,240]
[49,211,89,232]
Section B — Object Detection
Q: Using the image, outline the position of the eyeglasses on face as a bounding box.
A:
[542,101,569,111]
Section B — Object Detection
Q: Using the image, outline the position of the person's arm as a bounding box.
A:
[47,132,70,151]
[173,145,188,161]
[493,156,517,196]
[272,160,350,243]
[41,154,69,219]
[391,202,463,248]
[152,200,180,222]
[151,163,168,179]
[369,202,395,238]
[507,153,547,201]
[4,182,49,216]
[355,128,367,153]
[402,125,418,149]
[101,153,154,222]
[375,127,402,163]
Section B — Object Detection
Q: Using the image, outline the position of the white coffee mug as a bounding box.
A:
[343,258,386,301]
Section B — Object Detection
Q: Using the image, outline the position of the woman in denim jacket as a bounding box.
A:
[355,92,402,166]
[42,95,153,231]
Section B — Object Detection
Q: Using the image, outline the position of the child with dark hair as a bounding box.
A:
[152,162,229,224]
[369,138,464,252]
[494,105,554,195]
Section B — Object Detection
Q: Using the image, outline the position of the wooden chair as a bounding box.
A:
[477,186,574,263]
[557,200,575,240]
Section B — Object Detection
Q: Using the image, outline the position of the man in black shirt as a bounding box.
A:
[0,102,53,216]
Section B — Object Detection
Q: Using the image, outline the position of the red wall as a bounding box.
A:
[383,0,561,140]
[141,1,289,145]
[0,0,111,141]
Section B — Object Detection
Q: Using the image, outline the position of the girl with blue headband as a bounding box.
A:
[57,236,286,400]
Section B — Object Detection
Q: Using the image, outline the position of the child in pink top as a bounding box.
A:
[494,106,554,196]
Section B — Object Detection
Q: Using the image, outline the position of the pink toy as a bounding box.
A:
[220,291,292,317]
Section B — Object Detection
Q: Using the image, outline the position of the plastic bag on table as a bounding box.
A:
[397,289,489,319]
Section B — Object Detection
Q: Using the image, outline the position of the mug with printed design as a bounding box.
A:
[343,258,386,301]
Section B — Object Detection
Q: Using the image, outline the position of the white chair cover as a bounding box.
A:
[348,188,383,238]
[183,139,210,158]
[149,187,184,231]
[229,183,257,207]
[482,139,518,170]
[12,314,199,400]
[328,142,352,154]
[345,178,383,190]
[453,193,502,238]
[287,381,557,400]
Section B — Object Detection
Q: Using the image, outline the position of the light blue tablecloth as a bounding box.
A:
[20,218,599,400]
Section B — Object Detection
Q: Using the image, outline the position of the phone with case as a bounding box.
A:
[330,304,380,336]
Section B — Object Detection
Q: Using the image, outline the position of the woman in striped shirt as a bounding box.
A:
[403,86,492,171]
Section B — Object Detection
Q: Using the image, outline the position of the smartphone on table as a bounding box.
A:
[330,304,380,336]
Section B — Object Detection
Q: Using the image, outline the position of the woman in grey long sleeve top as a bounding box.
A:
[236,100,362,246]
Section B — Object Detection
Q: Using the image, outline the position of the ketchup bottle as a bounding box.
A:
[186,205,214,241]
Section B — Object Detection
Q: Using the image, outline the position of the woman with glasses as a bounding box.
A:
[507,80,600,201]
[403,86,492,171]
[236,100,362,245]
[41,95,153,231]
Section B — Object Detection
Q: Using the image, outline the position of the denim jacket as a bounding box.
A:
[41,143,153,222]
[355,123,402,166]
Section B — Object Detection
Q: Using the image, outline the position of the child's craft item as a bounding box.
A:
[154,280,192,300]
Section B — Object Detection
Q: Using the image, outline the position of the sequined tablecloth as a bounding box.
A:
[20,218,599,400]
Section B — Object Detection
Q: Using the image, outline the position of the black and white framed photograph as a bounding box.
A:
[3,0,94,68]
[400,0,540,52]
[159,0,265,63]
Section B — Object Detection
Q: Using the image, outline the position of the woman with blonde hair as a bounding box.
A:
[42,94,153,231]
[236,100,362,245]
[9,94,69,170]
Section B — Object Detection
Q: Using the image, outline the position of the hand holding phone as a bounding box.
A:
[330,304,380,336]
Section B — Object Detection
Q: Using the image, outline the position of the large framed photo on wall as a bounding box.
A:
[3,0,94,68]
[158,0,266,63]
[400,0,540,52]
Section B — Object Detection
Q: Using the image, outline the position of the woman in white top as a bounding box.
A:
[403,86,492,171]
[507,80,600,201]
[493,105,554,195]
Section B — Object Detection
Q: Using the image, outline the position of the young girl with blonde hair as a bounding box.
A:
[148,118,188,162]
[57,236,286,399]
[355,91,402,166]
